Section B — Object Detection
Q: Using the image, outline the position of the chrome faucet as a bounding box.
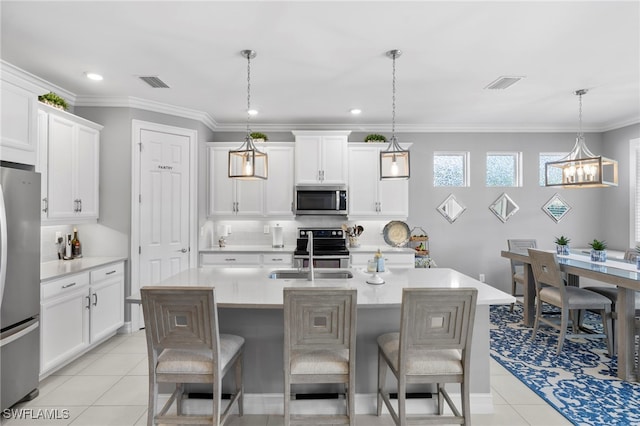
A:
[307,231,314,281]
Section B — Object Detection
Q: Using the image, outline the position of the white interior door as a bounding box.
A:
[138,128,190,324]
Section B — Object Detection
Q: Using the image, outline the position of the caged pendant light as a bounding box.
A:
[228,50,268,180]
[545,89,617,188]
[380,49,410,180]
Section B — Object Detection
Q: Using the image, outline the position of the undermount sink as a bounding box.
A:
[268,269,353,280]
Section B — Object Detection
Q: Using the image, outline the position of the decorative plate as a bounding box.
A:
[383,221,410,247]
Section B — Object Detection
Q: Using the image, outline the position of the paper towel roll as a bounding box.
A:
[272,224,284,248]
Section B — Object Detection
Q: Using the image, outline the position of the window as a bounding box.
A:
[434,152,469,187]
[486,152,521,187]
[539,152,567,186]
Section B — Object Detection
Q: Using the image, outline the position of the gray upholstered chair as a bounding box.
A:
[507,239,537,312]
[528,249,613,355]
[283,288,357,426]
[377,288,478,426]
[141,286,244,426]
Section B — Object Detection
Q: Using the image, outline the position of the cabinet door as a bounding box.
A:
[40,287,90,375]
[320,135,348,184]
[75,125,99,218]
[47,115,75,219]
[235,179,263,216]
[348,146,380,217]
[265,146,294,217]
[378,178,408,217]
[37,110,49,220]
[294,135,322,183]
[90,276,124,343]
[208,147,236,216]
[0,81,37,165]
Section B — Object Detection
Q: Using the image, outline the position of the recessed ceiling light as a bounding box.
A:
[247,109,258,116]
[350,108,362,115]
[85,72,103,81]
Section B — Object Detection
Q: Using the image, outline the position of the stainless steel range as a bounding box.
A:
[293,228,349,269]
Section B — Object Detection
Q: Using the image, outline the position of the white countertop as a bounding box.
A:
[200,245,296,253]
[41,257,127,282]
[132,266,514,308]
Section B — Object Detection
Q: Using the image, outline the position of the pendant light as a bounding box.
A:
[380,49,410,180]
[228,50,268,179]
[545,89,617,188]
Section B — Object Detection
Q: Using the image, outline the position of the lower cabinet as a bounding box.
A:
[200,252,293,268]
[40,261,124,377]
[350,252,415,269]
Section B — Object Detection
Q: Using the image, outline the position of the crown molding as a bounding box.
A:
[74,96,219,130]
[1,60,76,102]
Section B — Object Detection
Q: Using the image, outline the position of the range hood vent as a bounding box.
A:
[138,76,170,88]
[484,76,524,90]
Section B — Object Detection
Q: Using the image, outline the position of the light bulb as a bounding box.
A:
[244,160,253,175]
[390,160,399,176]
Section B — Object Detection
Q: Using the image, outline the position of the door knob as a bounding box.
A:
[177,248,188,253]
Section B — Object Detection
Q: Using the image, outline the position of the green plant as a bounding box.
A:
[636,245,640,253]
[250,132,268,141]
[554,235,571,246]
[38,92,68,110]
[588,239,607,251]
[364,134,387,143]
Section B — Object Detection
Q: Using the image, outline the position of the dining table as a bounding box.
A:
[501,249,639,382]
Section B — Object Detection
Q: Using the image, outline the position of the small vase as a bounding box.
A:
[348,236,360,248]
[590,249,607,262]
[556,244,570,256]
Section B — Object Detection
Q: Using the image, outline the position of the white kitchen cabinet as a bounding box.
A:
[40,105,102,222]
[0,80,38,165]
[208,143,294,218]
[348,143,409,219]
[200,252,262,267]
[350,251,415,268]
[40,261,124,377]
[40,272,90,376]
[209,146,264,217]
[261,253,293,267]
[293,131,350,184]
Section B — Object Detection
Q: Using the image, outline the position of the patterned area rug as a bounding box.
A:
[490,305,640,426]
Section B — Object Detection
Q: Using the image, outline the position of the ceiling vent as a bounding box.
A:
[138,76,170,88]
[484,76,525,90]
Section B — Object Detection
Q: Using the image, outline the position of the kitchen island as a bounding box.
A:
[134,266,514,414]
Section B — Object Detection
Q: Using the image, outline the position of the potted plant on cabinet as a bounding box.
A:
[250,132,268,142]
[589,239,607,262]
[554,235,571,255]
[364,134,387,143]
[38,92,68,110]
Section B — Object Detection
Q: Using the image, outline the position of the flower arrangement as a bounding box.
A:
[250,132,268,141]
[364,134,387,143]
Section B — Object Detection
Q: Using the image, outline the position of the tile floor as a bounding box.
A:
[1,330,572,426]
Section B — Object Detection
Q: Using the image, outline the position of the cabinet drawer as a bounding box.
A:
[200,253,261,266]
[382,253,414,267]
[90,262,124,283]
[262,254,293,265]
[42,272,90,300]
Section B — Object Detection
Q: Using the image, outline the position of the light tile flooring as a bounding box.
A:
[2,330,572,426]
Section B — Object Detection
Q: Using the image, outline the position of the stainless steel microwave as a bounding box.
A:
[294,185,348,215]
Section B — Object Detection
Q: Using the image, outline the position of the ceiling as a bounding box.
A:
[1,1,639,133]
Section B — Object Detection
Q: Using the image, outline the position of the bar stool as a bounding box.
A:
[377,288,478,426]
[283,288,357,426]
[141,286,244,426]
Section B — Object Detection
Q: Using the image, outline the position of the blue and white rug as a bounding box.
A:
[490,305,640,426]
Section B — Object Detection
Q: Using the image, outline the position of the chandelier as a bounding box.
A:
[228,50,268,179]
[380,49,410,180]
[545,89,617,188]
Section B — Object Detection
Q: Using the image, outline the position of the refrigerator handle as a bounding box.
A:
[0,318,39,348]
[0,183,7,308]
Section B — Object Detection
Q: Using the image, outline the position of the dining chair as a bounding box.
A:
[507,239,537,312]
[283,288,357,426]
[377,288,478,426]
[528,249,614,355]
[624,248,639,262]
[141,286,244,426]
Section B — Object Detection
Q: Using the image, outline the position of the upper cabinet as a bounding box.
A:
[39,104,102,222]
[293,131,350,184]
[0,80,38,165]
[208,143,294,218]
[348,143,409,219]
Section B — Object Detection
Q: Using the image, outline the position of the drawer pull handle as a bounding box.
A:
[225,258,236,261]
[272,258,283,261]
[93,293,98,306]
[86,295,91,309]
[105,270,117,275]
[62,282,76,289]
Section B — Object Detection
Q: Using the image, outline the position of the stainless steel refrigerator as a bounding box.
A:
[0,162,41,410]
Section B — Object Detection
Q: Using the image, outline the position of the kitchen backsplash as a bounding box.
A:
[40,224,128,262]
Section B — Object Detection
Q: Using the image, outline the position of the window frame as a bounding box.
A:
[486,151,522,187]
[539,152,568,187]
[433,151,470,187]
